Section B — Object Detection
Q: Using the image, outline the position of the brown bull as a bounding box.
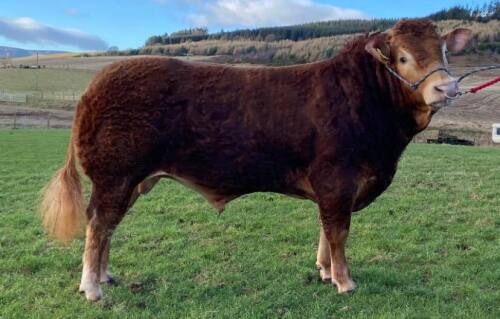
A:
[41,19,472,301]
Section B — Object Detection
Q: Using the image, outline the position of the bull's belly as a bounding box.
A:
[141,166,393,214]
[141,167,315,212]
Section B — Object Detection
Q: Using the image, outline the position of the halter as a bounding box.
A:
[379,43,453,90]
[378,43,500,97]
[384,66,452,90]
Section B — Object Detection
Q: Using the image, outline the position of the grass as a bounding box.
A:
[11,53,80,64]
[0,129,499,318]
[0,68,93,93]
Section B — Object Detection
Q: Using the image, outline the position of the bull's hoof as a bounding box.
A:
[85,287,103,302]
[319,267,332,282]
[316,262,332,282]
[79,283,103,301]
[333,278,356,294]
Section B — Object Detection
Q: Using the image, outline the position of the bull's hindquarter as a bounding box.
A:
[73,49,425,298]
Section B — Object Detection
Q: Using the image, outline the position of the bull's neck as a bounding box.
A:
[330,50,433,142]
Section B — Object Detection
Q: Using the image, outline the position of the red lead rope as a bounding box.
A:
[468,76,500,94]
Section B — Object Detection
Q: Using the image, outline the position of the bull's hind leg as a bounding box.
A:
[89,175,161,291]
[316,227,332,282]
[99,238,115,284]
[97,176,160,287]
[79,180,134,301]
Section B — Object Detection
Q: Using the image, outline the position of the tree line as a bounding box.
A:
[145,19,397,46]
[428,0,500,22]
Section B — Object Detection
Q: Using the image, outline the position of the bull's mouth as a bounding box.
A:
[430,97,452,111]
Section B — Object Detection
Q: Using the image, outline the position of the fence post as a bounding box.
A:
[47,113,51,128]
[13,112,17,129]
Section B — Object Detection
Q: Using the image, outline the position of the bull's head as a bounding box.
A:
[365,19,472,109]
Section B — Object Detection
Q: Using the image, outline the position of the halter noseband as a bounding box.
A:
[384,66,452,90]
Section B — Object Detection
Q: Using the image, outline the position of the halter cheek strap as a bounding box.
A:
[382,43,452,90]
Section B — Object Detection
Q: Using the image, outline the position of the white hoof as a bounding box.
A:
[85,286,103,301]
[79,271,103,301]
[333,278,356,294]
[79,282,103,301]
[319,267,332,282]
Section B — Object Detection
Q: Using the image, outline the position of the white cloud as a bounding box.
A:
[187,0,368,28]
[0,17,108,50]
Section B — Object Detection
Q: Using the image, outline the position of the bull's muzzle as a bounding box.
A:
[434,80,459,99]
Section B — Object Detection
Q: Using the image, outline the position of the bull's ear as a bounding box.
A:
[443,28,472,53]
[365,33,391,64]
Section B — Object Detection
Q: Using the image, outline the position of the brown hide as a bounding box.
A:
[75,34,429,211]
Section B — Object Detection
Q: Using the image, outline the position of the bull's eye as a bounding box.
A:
[399,56,408,64]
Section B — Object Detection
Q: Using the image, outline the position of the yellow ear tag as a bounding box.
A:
[376,48,389,63]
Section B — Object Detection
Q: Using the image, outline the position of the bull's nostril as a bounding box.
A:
[435,81,459,99]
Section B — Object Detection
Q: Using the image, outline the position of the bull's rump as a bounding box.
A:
[74,57,317,195]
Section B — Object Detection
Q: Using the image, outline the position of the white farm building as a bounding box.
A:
[492,124,500,144]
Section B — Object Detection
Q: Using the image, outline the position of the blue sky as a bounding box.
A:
[0,0,492,52]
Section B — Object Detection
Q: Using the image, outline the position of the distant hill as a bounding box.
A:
[0,46,66,59]
[96,1,499,65]
[103,19,499,66]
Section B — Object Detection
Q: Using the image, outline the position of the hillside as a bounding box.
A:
[126,20,500,66]
[0,46,66,59]
[144,19,397,45]
[129,1,499,63]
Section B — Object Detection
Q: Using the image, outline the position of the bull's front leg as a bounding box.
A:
[320,203,355,293]
[311,166,357,294]
[316,227,332,282]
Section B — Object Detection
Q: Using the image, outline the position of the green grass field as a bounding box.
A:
[0,129,499,318]
[0,68,94,107]
[0,68,93,93]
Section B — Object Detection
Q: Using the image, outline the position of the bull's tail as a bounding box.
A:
[40,134,84,244]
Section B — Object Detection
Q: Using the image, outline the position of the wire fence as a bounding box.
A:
[0,90,83,105]
[0,111,73,129]
[0,92,26,103]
